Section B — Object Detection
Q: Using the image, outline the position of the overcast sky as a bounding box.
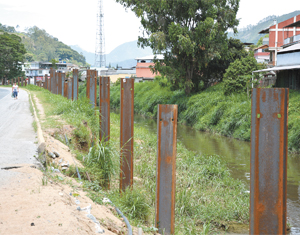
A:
[0,0,298,54]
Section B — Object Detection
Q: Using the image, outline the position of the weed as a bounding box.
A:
[117,187,150,223]
[85,140,117,188]
[42,175,48,186]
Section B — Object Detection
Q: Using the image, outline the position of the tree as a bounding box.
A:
[24,52,35,62]
[223,54,266,96]
[0,32,26,79]
[203,38,249,86]
[116,0,240,94]
[256,34,269,48]
[51,59,58,69]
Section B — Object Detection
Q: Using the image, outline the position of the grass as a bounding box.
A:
[32,120,37,132]
[105,113,249,234]
[27,83,249,234]
[111,79,300,153]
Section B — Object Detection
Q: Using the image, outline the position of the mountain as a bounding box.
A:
[0,24,87,66]
[228,10,300,44]
[70,45,95,66]
[71,40,153,68]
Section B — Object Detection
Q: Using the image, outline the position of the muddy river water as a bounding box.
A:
[132,114,300,234]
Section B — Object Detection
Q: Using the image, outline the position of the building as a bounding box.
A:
[253,41,300,89]
[23,61,71,82]
[135,55,163,81]
[259,15,300,66]
[254,44,270,63]
[99,68,136,83]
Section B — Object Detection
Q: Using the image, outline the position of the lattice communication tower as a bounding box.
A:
[95,0,106,68]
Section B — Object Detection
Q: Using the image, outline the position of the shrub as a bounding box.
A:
[85,141,116,188]
[223,55,261,96]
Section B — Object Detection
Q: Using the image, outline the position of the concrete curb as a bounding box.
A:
[26,89,46,154]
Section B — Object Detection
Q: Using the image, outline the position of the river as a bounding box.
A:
[132,114,300,234]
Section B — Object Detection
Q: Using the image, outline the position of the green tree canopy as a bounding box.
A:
[0,32,26,79]
[223,54,265,95]
[256,34,269,48]
[22,26,87,66]
[116,0,240,94]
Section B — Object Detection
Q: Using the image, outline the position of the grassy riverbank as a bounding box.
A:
[26,85,249,234]
[111,80,300,152]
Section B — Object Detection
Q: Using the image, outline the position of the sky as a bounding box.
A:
[0,0,299,54]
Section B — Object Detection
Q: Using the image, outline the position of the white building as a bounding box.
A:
[23,61,71,81]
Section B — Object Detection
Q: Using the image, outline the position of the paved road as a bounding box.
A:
[0,87,39,186]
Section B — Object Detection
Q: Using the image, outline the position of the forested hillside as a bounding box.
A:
[229,10,300,44]
[0,24,88,66]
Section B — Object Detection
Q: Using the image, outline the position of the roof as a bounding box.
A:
[278,43,300,54]
[284,20,300,28]
[254,44,269,50]
[135,55,164,60]
[258,27,270,34]
[253,64,300,73]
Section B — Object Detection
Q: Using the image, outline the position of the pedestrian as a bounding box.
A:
[12,82,19,100]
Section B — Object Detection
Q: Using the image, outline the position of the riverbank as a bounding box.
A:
[111,80,300,153]
[26,85,250,234]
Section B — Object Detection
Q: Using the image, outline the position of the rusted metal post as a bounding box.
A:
[21,77,23,87]
[64,81,68,98]
[68,78,72,100]
[61,73,65,96]
[86,70,90,99]
[48,75,51,91]
[50,68,55,93]
[58,73,62,95]
[86,70,97,107]
[44,75,48,90]
[155,104,177,235]
[99,76,110,142]
[72,69,79,100]
[250,88,288,234]
[55,72,59,95]
[120,78,134,192]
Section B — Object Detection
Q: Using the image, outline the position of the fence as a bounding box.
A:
[6,74,289,235]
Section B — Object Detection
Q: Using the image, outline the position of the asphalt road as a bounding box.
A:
[0,87,39,187]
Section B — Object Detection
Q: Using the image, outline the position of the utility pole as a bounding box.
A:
[95,0,106,68]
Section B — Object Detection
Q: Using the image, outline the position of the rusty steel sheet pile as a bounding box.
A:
[156,104,178,235]
[72,69,79,100]
[99,76,110,143]
[250,88,288,234]
[120,78,134,192]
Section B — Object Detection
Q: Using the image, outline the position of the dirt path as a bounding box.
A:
[0,88,139,235]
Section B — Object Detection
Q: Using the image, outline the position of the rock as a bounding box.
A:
[31,223,35,226]
[61,167,68,170]
[53,151,60,158]
[37,143,46,154]
[61,162,69,167]
[48,152,56,159]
